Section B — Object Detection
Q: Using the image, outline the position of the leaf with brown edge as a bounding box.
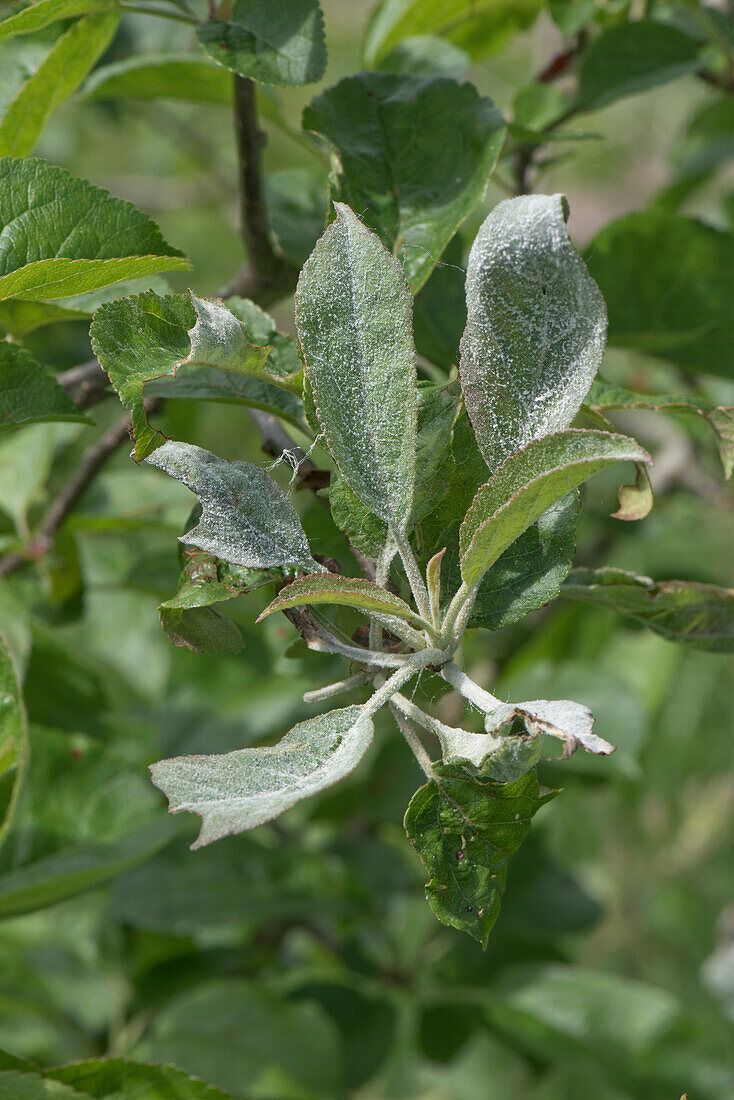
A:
[259,574,429,631]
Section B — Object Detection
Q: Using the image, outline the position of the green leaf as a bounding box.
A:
[134,981,341,1099]
[0,158,188,302]
[146,441,322,573]
[159,548,283,655]
[197,0,326,87]
[377,34,470,78]
[259,573,428,629]
[0,0,116,42]
[512,82,572,131]
[91,291,299,459]
[295,204,417,532]
[405,766,557,946]
[0,422,77,533]
[577,21,703,112]
[0,342,88,431]
[304,74,505,292]
[0,11,119,158]
[82,53,233,104]
[585,210,734,379]
[48,1059,231,1099]
[459,193,606,471]
[150,705,375,848]
[548,0,595,36]
[0,816,183,918]
[460,430,651,588]
[413,234,466,369]
[0,298,89,336]
[587,379,734,479]
[265,167,328,269]
[0,1072,89,1099]
[363,0,543,63]
[0,636,27,848]
[469,492,579,630]
[562,568,734,652]
[672,94,734,178]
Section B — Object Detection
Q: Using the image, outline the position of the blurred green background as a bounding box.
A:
[0,2,733,1097]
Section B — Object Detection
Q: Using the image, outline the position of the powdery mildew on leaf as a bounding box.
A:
[484,698,615,757]
[150,706,374,848]
[146,441,321,573]
[181,294,273,380]
[459,193,607,471]
[295,203,417,532]
[459,429,650,587]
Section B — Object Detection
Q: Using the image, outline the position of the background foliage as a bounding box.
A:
[0,0,733,1097]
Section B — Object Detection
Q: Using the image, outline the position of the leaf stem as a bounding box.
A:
[119,3,198,23]
[390,705,435,779]
[303,672,370,703]
[393,529,433,624]
[441,662,503,714]
[370,540,396,651]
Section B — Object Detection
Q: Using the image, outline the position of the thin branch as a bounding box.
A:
[58,359,111,409]
[230,75,296,305]
[0,403,159,576]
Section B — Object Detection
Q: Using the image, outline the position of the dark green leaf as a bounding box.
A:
[0,11,119,157]
[585,210,734,379]
[197,0,326,87]
[82,53,233,104]
[134,981,341,1099]
[460,430,650,588]
[150,705,375,847]
[0,158,188,302]
[0,342,88,430]
[266,167,328,268]
[0,298,89,336]
[48,1059,231,1099]
[672,95,734,177]
[460,193,606,470]
[577,21,702,111]
[146,367,304,431]
[413,234,466,370]
[0,1072,89,1099]
[405,766,557,946]
[562,568,734,652]
[146,441,322,573]
[304,73,505,291]
[363,0,544,63]
[0,816,183,918]
[295,203,417,532]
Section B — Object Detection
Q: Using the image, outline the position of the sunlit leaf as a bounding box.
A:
[83,53,232,104]
[259,573,427,629]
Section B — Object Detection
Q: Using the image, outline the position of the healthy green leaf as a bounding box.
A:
[0,11,119,157]
[0,298,89,336]
[82,53,232,104]
[363,0,543,63]
[0,0,116,42]
[548,0,595,36]
[48,1059,231,1099]
[0,635,27,848]
[146,441,322,573]
[0,816,183,918]
[587,379,734,479]
[197,0,326,87]
[0,422,77,533]
[0,158,188,302]
[0,342,88,431]
[265,167,328,269]
[672,95,734,178]
[145,367,304,431]
[259,573,428,629]
[577,21,703,112]
[413,234,466,369]
[150,705,375,848]
[295,203,417,531]
[459,430,650,588]
[585,210,734,379]
[304,73,505,291]
[512,82,572,131]
[459,193,607,471]
[562,568,734,652]
[405,766,557,946]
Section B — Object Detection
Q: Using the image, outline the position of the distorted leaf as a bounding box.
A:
[151,705,375,847]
